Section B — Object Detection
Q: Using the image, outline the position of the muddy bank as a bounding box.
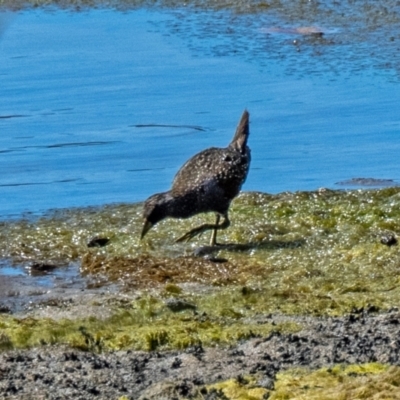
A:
[1,308,400,399]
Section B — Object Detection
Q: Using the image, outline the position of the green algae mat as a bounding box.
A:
[1,188,400,349]
[3,188,400,316]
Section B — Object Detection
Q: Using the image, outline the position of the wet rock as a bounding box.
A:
[28,262,58,276]
[193,246,219,257]
[262,26,325,36]
[257,376,274,390]
[380,232,397,247]
[138,379,201,400]
[185,344,205,360]
[0,303,11,313]
[206,256,228,263]
[164,298,197,312]
[335,177,397,187]
[171,357,182,369]
[87,237,110,248]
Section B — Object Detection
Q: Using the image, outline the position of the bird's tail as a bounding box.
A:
[229,110,249,153]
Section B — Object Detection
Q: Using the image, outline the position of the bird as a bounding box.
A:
[141,110,251,246]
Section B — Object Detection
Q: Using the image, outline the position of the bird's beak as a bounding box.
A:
[141,219,153,239]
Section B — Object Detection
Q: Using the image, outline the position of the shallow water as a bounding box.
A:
[0,7,399,220]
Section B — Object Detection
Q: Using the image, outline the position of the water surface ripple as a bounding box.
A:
[0,6,399,219]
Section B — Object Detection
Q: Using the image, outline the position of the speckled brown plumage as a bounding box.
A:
[141,110,251,245]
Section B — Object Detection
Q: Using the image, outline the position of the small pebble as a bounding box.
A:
[380,233,397,247]
[28,262,58,276]
[165,298,197,312]
[87,237,110,248]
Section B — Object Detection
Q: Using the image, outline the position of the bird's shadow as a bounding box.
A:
[193,239,305,257]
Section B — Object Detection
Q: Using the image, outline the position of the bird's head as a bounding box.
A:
[141,192,171,239]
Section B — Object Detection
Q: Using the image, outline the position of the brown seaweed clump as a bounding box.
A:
[81,252,269,288]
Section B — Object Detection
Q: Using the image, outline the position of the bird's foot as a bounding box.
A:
[176,225,211,243]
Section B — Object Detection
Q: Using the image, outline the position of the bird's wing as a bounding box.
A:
[171,148,228,194]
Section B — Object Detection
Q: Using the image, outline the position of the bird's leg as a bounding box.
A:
[209,214,220,246]
[176,213,230,245]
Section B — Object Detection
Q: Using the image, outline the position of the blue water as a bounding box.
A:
[0,8,399,219]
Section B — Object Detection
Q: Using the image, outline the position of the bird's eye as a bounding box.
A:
[224,155,232,162]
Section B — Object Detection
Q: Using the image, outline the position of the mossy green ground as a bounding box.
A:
[270,363,400,399]
[205,363,400,400]
[2,189,400,318]
[0,294,299,351]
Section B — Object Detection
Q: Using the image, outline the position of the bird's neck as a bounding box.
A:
[162,191,196,219]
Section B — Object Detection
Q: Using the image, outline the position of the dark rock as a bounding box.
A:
[164,298,196,312]
[28,262,58,276]
[87,237,110,248]
[380,233,397,247]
